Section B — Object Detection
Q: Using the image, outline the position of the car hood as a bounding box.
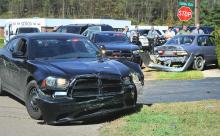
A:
[29,58,130,79]
[97,42,140,51]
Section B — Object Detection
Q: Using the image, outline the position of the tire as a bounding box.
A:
[25,80,42,120]
[193,56,205,71]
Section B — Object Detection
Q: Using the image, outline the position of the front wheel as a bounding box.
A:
[193,56,205,71]
[25,80,42,120]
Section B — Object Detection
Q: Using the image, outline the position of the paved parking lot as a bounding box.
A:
[0,96,102,136]
[138,77,220,104]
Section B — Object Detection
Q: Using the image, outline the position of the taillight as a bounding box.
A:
[158,50,164,55]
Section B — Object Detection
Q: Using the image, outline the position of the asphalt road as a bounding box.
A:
[138,77,220,104]
[0,96,102,136]
[0,77,219,136]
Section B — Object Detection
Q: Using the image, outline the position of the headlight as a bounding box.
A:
[123,76,132,85]
[43,76,69,90]
[132,50,141,55]
[131,73,140,84]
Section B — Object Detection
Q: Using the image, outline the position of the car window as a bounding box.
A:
[7,38,20,52]
[66,26,81,34]
[94,33,129,43]
[156,30,162,35]
[101,25,114,31]
[166,35,195,45]
[61,27,67,33]
[56,26,63,32]
[197,36,213,46]
[29,37,99,60]
[16,38,28,56]
[208,36,215,46]
[16,28,39,34]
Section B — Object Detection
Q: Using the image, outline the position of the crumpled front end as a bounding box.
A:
[36,74,138,125]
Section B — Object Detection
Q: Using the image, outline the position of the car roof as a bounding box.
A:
[13,32,84,39]
[93,31,124,35]
[65,24,112,27]
[175,34,211,37]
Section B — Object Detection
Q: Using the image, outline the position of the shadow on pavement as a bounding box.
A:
[46,104,143,126]
[3,92,25,106]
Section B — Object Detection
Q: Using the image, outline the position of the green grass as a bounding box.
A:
[0,38,4,48]
[144,68,204,80]
[155,70,204,80]
[101,100,220,136]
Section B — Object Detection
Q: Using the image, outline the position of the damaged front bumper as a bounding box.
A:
[140,52,195,72]
[36,85,137,125]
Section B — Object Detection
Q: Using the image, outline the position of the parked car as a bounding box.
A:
[0,33,144,124]
[89,31,142,65]
[129,29,166,50]
[129,29,149,50]
[154,34,217,70]
[54,24,114,34]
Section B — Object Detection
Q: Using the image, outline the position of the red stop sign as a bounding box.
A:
[177,6,193,21]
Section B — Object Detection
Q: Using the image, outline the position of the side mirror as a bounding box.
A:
[12,51,26,59]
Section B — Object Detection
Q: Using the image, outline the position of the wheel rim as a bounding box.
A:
[29,88,39,112]
[196,57,204,69]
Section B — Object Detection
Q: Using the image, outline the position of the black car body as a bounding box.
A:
[55,24,114,34]
[0,33,144,124]
[89,31,142,65]
[154,34,217,70]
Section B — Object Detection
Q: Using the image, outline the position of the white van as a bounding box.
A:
[4,20,41,44]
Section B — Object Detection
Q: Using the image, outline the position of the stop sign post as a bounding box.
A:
[177,6,193,21]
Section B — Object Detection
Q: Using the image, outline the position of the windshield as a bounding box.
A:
[94,33,129,43]
[29,37,99,60]
[17,28,40,34]
[166,35,195,45]
[67,26,81,34]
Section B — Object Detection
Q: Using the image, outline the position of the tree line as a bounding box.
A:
[0,0,219,26]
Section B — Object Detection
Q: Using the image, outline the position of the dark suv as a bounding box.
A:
[54,24,114,34]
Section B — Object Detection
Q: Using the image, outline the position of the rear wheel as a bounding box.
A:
[25,80,42,120]
[193,56,205,71]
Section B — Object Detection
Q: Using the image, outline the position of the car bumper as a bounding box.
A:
[157,56,188,64]
[36,88,137,125]
[110,55,142,64]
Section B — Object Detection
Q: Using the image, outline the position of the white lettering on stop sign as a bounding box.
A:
[178,10,192,17]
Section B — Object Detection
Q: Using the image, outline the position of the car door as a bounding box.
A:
[4,37,29,99]
[1,37,20,93]
[207,36,217,63]
[197,35,216,64]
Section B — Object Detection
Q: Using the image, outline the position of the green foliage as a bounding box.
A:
[156,71,203,80]
[0,0,219,26]
[211,28,220,68]
[0,38,4,48]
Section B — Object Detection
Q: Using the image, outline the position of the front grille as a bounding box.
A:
[69,75,122,98]
[106,50,132,58]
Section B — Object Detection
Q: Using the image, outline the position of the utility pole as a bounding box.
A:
[195,0,200,25]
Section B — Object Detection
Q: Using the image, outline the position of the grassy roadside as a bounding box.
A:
[0,38,4,48]
[101,100,220,136]
[144,68,204,80]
